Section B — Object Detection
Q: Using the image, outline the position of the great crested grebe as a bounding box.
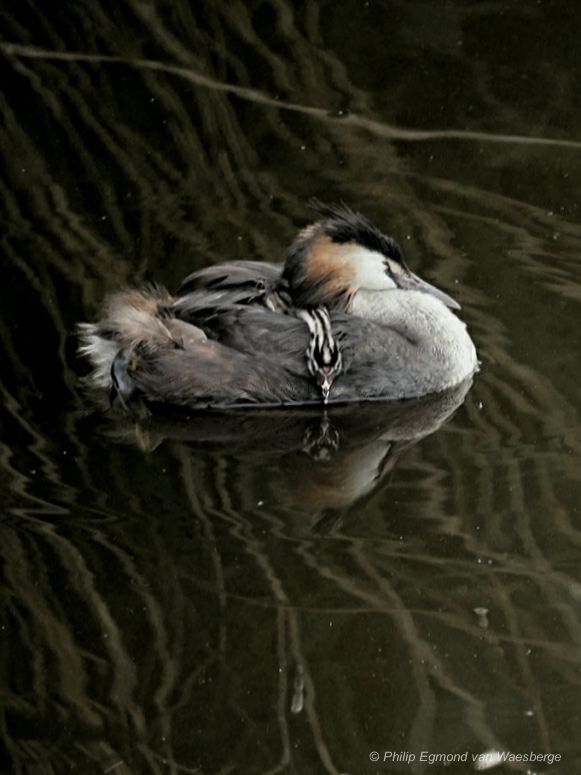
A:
[78,203,477,409]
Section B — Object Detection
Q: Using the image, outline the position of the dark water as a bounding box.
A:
[2,2,581,773]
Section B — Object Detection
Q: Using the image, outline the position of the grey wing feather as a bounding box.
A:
[192,307,310,370]
[178,261,283,294]
[172,288,263,323]
[132,338,316,408]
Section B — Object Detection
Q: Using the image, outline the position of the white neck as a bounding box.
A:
[351,289,477,385]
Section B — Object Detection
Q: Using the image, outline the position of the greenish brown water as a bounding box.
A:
[2,2,581,773]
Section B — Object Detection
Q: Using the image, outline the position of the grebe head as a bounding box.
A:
[296,307,343,403]
[282,202,460,311]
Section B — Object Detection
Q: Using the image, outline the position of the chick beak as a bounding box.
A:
[318,371,332,404]
[398,271,461,310]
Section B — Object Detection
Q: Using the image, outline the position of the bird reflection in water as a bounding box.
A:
[97,378,473,532]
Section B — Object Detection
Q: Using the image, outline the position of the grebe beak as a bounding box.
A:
[398,271,461,310]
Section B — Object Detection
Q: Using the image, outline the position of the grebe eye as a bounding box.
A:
[385,257,404,276]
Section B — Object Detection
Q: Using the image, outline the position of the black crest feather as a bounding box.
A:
[308,199,405,264]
